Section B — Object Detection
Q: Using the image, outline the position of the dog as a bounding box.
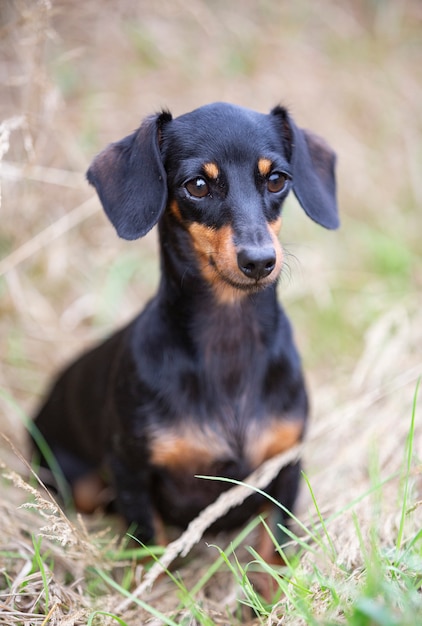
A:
[31,102,338,560]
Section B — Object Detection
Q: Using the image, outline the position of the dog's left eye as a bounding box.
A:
[185,177,210,198]
[267,172,287,193]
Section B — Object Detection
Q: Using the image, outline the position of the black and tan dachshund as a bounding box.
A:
[31,102,338,559]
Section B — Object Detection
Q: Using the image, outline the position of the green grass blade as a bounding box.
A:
[31,535,50,610]
[302,472,337,560]
[396,378,420,552]
[92,567,180,626]
[0,388,72,505]
[189,514,262,596]
[87,611,128,626]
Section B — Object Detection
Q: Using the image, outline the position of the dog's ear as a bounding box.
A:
[271,106,339,229]
[87,111,172,240]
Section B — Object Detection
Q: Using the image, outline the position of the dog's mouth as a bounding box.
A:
[211,258,281,294]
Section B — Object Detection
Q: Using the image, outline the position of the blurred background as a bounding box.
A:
[0,0,421,500]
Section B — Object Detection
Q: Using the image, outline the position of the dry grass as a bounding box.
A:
[1,0,421,623]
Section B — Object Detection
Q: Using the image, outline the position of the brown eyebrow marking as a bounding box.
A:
[203,162,219,180]
[257,157,272,177]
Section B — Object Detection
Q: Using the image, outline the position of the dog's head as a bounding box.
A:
[87,102,338,301]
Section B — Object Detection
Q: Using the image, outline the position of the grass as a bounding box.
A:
[1,383,420,624]
[1,0,422,623]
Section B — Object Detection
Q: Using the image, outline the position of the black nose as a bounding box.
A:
[237,246,276,280]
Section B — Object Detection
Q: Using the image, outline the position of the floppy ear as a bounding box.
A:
[271,106,339,230]
[87,111,172,240]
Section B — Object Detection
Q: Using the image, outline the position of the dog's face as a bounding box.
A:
[161,104,291,301]
[87,102,338,302]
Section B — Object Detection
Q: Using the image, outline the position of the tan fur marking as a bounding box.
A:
[150,424,233,472]
[256,513,286,564]
[187,219,284,304]
[150,418,303,487]
[269,215,282,237]
[203,161,219,180]
[73,472,111,513]
[152,512,168,546]
[188,223,247,304]
[151,436,214,471]
[247,419,304,467]
[267,216,284,280]
[258,157,272,177]
[169,199,183,221]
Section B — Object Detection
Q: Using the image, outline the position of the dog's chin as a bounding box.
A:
[212,269,279,304]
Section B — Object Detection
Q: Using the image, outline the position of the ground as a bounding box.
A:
[0,1,421,624]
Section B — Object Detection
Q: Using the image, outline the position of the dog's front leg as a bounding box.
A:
[109,451,155,545]
[256,460,302,564]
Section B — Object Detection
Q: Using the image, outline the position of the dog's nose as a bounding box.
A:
[237,246,276,280]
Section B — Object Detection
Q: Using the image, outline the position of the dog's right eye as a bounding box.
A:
[185,177,210,198]
[267,172,287,193]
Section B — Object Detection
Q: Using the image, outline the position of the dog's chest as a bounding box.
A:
[194,302,262,394]
[147,307,303,476]
[123,301,304,504]
[147,415,302,528]
[148,417,302,476]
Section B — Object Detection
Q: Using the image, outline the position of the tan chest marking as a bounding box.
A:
[149,418,304,475]
[149,425,233,472]
[246,419,304,468]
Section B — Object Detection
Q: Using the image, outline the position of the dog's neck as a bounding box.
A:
[155,224,279,402]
